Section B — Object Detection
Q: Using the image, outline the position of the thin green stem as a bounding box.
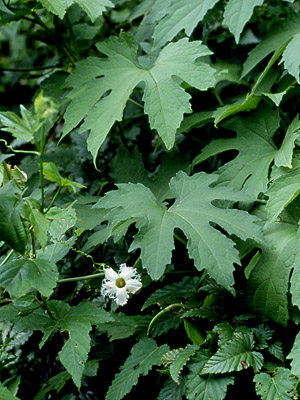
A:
[0,139,40,156]
[212,88,224,106]
[174,232,187,245]
[41,296,57,320]
[0,249,14,266]
[0,65,59,72]
[128,97,144,110]
[147,303,186,336]
[57,272,105,284]
[2,161,12,180]
[39,125,46,214]
[45,186,62,214]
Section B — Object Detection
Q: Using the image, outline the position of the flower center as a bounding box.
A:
[115,277,126,288]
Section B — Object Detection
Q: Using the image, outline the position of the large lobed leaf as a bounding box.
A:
[63,33,215,164]
[193,104,291,197]
[105,338,169,400]
[94,171,263,292]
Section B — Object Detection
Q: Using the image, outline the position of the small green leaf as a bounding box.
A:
[0,257,58,297]
[282,32,300,83]
[72,0,114,22]
[37,0,66,19]
[47,206,77,240]
[0,196,28,254]
[97,312,143,341]
[202,332,264,374]
[158,377,186,400]
[0,383,20,400]
[43,162,85,192]
[275,115,300,168]
[105,338,169,400]
[254,368,297,400]
[0,106,38,141]
[0,0,14,14]
[287,331,300,376]
[184,320,205,346]
[170,345,199,383]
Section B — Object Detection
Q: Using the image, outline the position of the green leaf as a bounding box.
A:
[0,196,28,254]
[47,206,77,240]
[142,276,201,310]
[105,338,169,400]
[37,0,66,18]
[97,312,143,341]
[158,377,186,400]
[63,33,215,164]
[0,106,38,141]
[242,15,300,78]
[43,162,85,192]
[0,383,20,400]
[282,32,300,83]
[275,115,300,168]
[186,350,234,400]
[265,169,300,228]
[0,0,14,14]
[170,345,199,383]
[248,222,299,325]
[26,199,50,248]
[33,371,71,400]
[95,171,263,291]
[223,0,264,43]
[0,257,58,297]
[72,0,114,22]
[254,368,297,400]
[193,104,280,197]
[152,0,219,49]
[110,147,190,202]
[202,332,264,374]
[288,331,300,375]
[268,341,284,362]
[184,320,205,346]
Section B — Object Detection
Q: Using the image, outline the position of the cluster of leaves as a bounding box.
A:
[2,0,300,398]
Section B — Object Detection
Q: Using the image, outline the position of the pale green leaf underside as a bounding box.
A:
[288,332,300,376]
[152,0,219,49]
[0,0,14,14]
[223,0,264,43]
[95,171,263,291]
[254,368,297,400]
[170,345,199,383]
[105,338,169,400]
[193,105,280,197]
[38,0,66,18]
[63,33,215,164]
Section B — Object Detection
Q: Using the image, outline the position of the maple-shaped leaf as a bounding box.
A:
[193,104,283,197]
[152,0,219,50]
[63,33,215,164]
[254,368,297,400]
[94,171,263,292]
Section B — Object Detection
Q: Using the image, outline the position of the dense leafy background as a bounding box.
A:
[1,0,300,399]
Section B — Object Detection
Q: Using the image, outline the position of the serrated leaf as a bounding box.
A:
[94,171,263,291]
[158,377,186,400]
[0,195,28,253]
[33,371,71,400]
[25,199,50,248]
[184,320,205,346]
[170,345,199,383]
[223,0,264,43]
[254,368,297,400]
[63,33,215,164]
[275,115,300,168]
[248,222,300,325]
[0,106,38,141]
[186,350,234,400]
[152,0,219,49]
[268,341,284,362]
[202,332,264,374]
[0,257,58,297]
[193,104,280,197]
[72,0,114,22]
[105,338,169,400]
[47,206,77,240]
[242,14,300,78]
[37,0,66,18]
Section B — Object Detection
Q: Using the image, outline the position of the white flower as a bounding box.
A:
[101,263,142,306]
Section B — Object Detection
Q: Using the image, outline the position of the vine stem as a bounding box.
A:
[147,303,186,336]
[39,125,46,213]
[0,249,14,266]
[41,296,57,320]
[57,272,105,284]
[45,186,62,214]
